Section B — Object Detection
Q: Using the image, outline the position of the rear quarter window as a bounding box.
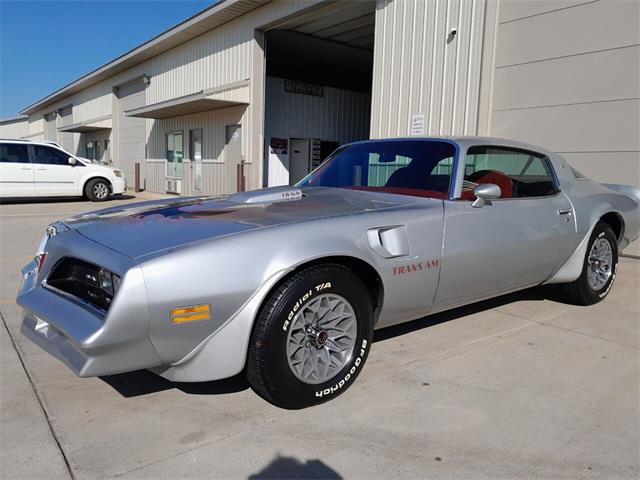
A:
[0,143,30,163]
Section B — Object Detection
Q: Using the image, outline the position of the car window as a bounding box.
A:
[462,146,558,199]
[0,143,30,164]
[33,145,70,166]
[298,140,456,199]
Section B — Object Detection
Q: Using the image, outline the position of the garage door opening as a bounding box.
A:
[264,0,375,187]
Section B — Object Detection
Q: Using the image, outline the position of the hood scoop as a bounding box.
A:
[228,186,303,204]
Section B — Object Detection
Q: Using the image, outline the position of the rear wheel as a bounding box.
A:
[557,222,618,305]
[85,178,110,202]
[247,264,374,409]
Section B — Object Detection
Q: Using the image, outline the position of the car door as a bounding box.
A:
[0,142,34,197]
[434,145,577,309]
[32,144,79,196]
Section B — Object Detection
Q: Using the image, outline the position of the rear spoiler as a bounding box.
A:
[601,183,640,204]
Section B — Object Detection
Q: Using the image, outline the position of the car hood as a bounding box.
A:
[63,187,419,258]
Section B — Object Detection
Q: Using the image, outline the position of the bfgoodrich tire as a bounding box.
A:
[247,264,374,409]
[85,178,111,202]
[558,222,618,305]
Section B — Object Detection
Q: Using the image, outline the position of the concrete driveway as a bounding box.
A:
[1,194,638,480]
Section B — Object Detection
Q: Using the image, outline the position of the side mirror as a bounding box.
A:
[68,157,77,166]
[472,183,501,208]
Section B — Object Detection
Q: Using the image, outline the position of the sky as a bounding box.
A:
[0,0,213,118]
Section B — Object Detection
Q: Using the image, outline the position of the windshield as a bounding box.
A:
[297,140,457,199]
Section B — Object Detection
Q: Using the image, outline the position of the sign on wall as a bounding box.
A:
[410,113,425,136]
[284,80,324,97]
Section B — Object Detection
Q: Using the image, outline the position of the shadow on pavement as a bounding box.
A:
[100,369,249,398]
[248,455,342,479]
[101,287,561,399]
[0,194,137,205]
[374,286,556,343]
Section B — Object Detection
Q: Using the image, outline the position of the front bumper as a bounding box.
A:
[111,176,127,194]
[17,231,162,377]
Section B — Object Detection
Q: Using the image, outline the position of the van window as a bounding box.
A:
[0,143,30,163]
[33,145,70,166]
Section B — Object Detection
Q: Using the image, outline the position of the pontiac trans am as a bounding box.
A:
[18,137,640,408]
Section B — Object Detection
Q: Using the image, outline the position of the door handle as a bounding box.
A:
[21,167,32,170]
[558,209,573,216]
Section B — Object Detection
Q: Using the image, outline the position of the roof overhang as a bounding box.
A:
[20,0,269,115]
[58,116,112,133]
[125,80,250,119]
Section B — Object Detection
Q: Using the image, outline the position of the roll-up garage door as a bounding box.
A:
[116,80,146,186]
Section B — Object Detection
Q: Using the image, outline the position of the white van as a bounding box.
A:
[0,139,126,201]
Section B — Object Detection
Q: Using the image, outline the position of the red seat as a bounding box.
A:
[461,170,513,200]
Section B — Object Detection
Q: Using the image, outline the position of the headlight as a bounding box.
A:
[113,170,123,178]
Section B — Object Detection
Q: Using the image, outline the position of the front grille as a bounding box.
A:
[46,258,118,312]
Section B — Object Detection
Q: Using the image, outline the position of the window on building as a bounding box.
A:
[33,145,70,166]
[167,131,184,177]
[0,143,30,163]
[462,146,558,199]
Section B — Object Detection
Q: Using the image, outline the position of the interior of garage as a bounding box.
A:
[263,0,376,187]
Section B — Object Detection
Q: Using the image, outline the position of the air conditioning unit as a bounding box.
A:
[165,178,182,194]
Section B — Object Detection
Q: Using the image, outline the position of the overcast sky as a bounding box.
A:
[0,0,212,118]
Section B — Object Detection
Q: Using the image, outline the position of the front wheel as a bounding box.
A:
[85,178,111,202]
[247,264,374,409]
[557,222,618,305]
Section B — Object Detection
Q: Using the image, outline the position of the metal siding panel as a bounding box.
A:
[495,0,640,67]
[371,0,487,138]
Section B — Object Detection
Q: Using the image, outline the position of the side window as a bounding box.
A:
[0,143,30,163]
[33,145,70,166]
[463,146,557,199]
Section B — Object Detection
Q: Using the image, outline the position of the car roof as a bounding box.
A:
[346,136,554,156]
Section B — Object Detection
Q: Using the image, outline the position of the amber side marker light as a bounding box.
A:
[171,304,211,324]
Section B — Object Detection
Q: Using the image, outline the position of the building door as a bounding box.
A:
[225,125,242,193]
[190,129,203,192]
[166,131,184,178]
[289,138,310,184]
[116,80,146,187]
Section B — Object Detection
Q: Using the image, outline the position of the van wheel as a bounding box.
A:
[557,222,618,305]
[247,264,374,409]
[85,179,110,202]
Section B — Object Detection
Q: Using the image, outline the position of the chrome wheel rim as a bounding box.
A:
[93,183,109,200]
[286,293,357,385]
[587,238,613,291]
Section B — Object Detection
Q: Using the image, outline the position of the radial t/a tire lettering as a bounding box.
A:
[247,264,374,409]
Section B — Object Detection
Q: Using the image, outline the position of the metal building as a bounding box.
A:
[2,0,638,195]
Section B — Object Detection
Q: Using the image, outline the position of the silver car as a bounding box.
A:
[18,137,640,408]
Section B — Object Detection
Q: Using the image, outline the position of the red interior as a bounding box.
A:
[347,186,448,199]
[461,171,513,200]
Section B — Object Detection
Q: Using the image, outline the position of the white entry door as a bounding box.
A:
[289,138,310,185]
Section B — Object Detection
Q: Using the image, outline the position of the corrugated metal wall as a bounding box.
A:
[370,0,487,138]
[0,118,29,139]
[146,105,249,195]
[264,76,371,186]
